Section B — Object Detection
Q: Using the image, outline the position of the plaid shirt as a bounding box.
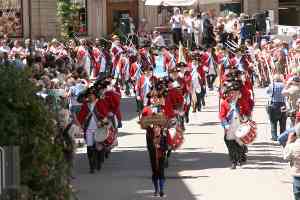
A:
[267,82,286,103]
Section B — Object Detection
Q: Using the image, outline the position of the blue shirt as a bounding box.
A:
[267,82,286,103]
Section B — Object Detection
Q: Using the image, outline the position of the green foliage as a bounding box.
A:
[0,65,72,199]
[57,0,73,39]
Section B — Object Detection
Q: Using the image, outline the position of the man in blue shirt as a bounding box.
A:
[266,74,287,141]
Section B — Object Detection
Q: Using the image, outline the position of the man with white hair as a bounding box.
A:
[284,122,300,200]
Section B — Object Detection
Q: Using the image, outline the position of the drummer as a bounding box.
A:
[77,86,110,173]
[219,79,248,169]
[141,81,168,197]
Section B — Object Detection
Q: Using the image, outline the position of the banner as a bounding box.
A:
[277,25,300,36]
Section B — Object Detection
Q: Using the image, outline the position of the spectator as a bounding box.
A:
[283,123,300,200]
[289,34,298,49]
[266,74,287,141]
[170,7,183,45]
[202,12,216,49]
[193,14,203,49]
[282,77,300,126]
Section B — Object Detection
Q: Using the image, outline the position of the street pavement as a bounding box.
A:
[73,88,293,200]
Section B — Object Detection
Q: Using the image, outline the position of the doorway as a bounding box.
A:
[107,0,138,34]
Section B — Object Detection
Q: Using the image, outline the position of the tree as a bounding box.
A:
[57,0,73,39]
[0,65,72,199]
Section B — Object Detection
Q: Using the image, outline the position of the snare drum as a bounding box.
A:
[104,127,117,147]
[167,126,184,150]
[235,120,257,145]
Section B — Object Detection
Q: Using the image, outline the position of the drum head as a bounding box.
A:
[168,128,176,138]
[235,124,251,138]
[94,127,108,142]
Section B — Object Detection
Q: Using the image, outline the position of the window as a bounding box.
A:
[0,0,23,37]
[220,3,242,15]
[70,0,87,35]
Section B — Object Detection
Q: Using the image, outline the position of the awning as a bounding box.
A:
[145,0,233,6]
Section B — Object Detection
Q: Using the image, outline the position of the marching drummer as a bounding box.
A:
[77,86,109,173]
[219,77,248,169]
[141,83,168,197]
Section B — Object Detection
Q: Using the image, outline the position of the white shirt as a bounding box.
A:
[194,19,203,34]
[100,56,106,73]
[226,102,241,140]
[170,15,182,29]
[192,72,202,93]
[185,16,194,33]
[87,102,97,131]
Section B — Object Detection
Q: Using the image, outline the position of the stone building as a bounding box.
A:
[0,0,299,39]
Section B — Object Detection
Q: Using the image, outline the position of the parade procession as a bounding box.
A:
[3,2,300,199]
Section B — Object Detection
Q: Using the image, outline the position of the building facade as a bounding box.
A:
[0,0,299,39]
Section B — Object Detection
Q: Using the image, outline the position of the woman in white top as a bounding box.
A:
[170,7,183,45]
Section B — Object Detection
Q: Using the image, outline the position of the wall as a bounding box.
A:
[243,0,278,24]
[30,0,58,39]
[139,2,222,32]
[139,2,164,31]
[88,0,107,38]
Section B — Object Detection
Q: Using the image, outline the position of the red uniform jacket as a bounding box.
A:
[163,52,173,71]
[219,98,232,128]
[197,65,206,85]
[237,80,254,116]
[164,88,184,119]
[130,62,139,79]
[183,71,192,94]
[104,90,122,121]
[77,99,109,130]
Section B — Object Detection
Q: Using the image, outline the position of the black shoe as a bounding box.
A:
[231,163,237,170]
[185,116,189,123]
[96,164,102,171]
[153,192,158,197]
[89,169,95,174]
[160,192,165,197]
[164,158,169,168]
[105,151,110,159]
[244,146,248,153]
[270,138,277,141]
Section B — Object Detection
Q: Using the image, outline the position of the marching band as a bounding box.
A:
[4,25,300,196]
